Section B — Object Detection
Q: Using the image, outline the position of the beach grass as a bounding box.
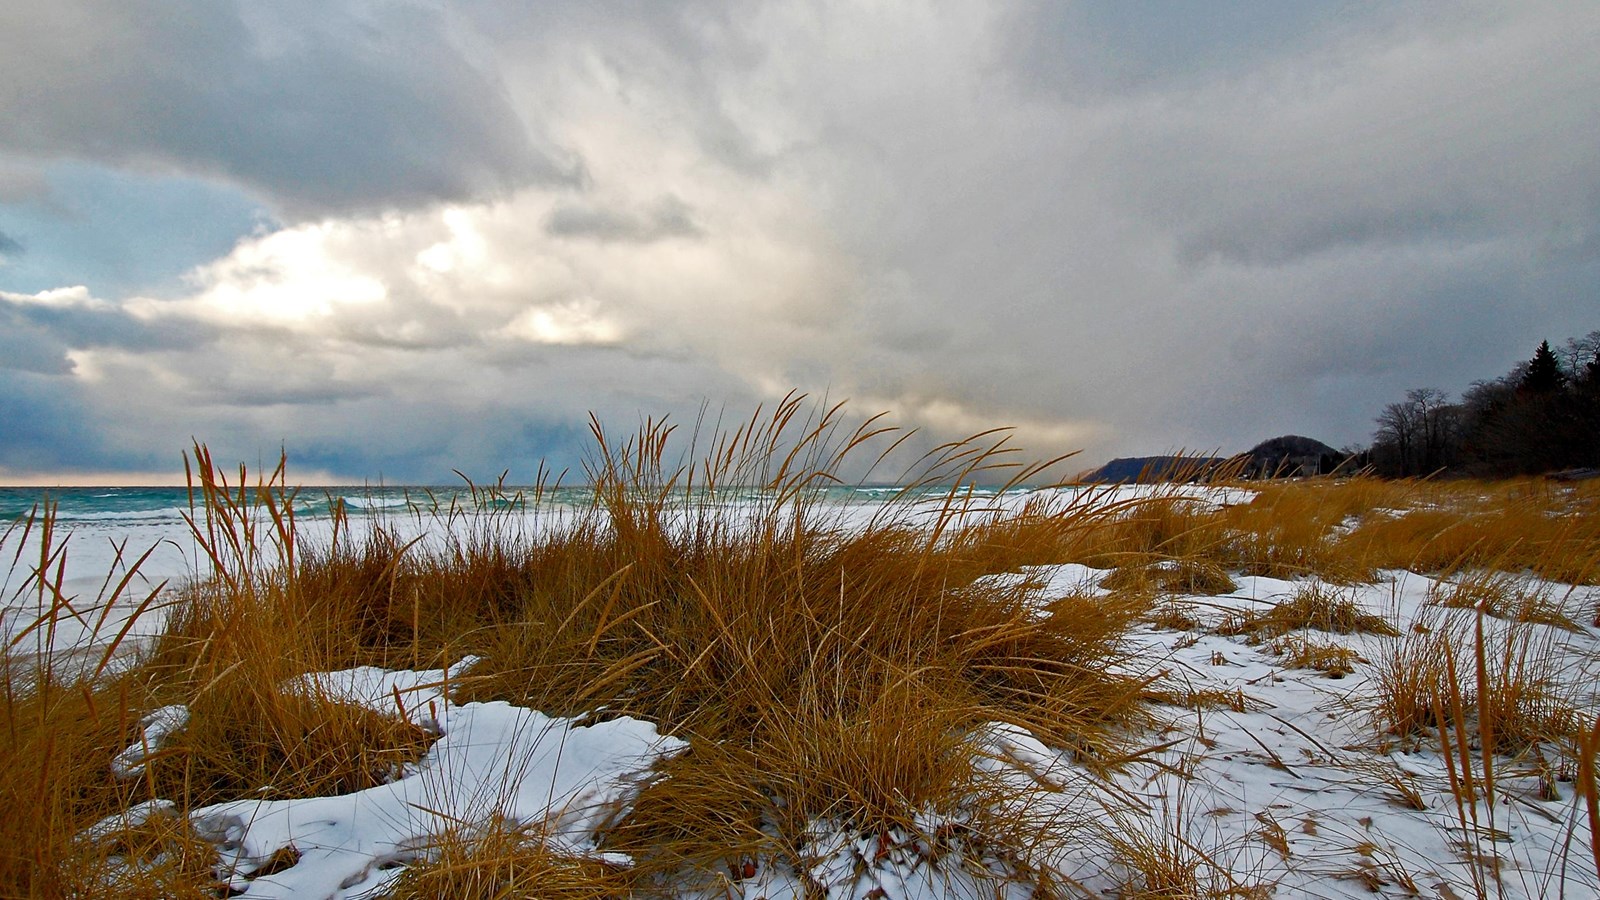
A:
[4,399,1600,897]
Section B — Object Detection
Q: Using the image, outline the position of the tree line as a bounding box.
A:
[1359,331,1600,478]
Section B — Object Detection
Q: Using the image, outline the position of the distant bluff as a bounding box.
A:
[1078,435,1344,483]
[1235,435,1342,478]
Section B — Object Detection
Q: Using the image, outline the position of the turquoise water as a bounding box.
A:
[0,484,1019,528]
[0,485,561,527]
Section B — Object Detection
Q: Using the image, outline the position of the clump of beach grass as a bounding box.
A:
[383,816,632,900]
[1101,559,1237,597]
[1426,569,1584,632]
[1054,491,1235,574]
[442,400,1156,886]
[0,502,188,899]
[1218,581,1397,641]
[1271,636,1364,678]
[1373,610,1579,756]
[1213,477,1402,583]
[130,451,440,812]
[1099,784,1273,900]
[1375,604,1587,898]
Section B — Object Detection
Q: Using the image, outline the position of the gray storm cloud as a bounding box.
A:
[0,0,570,218]
[1,0,1596,481]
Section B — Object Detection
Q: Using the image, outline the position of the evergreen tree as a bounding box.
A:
[1521,340,1565,393]
[1374,330,1598,477]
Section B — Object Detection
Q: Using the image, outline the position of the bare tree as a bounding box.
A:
[1560,330,1600,375]
[1408,387,1460,473]
[1374,401,1420,475]
[1372,388,1460,476]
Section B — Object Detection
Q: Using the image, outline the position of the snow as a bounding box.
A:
[1065,567,1600,897]
[284,655,482,733]
[941,557,1600,896]
[93,660,687,900]
[195,700,682,898]
[110,704,190,779]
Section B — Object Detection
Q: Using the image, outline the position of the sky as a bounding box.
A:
[1,1,1597,485]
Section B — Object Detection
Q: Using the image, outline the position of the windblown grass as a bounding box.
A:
[1373,610,1579,755]
[1399,606,1587,899]
[1112,475,1600,588]
[1339,479,1600,584]
[1426,569,1584,632]
[0,397,1159,897]
[5,400,1600,897]
[1054,493,1234,573]
[1213,478,1403,582]
[0,667,154,898]
[0,502,179,898]
[1271,636,1364,678]
[1100,783,1272,899]
[131,452,438,811]
[384,816,632,900]
[438,401,1156,884]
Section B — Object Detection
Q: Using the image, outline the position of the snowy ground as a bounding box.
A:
[12,485,1600,897]
[88,565,1600,898]
[1049,565,1600,899]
